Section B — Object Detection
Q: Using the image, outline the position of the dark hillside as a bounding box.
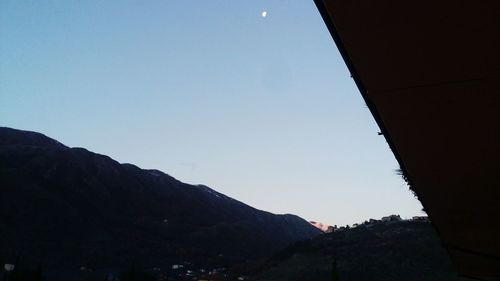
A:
[0,127,320,280]
[250,221,472,281]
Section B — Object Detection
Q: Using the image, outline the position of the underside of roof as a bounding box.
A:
[313,0,500,279]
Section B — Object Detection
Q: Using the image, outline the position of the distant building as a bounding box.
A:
[381,215,402,222]
[172,264,184,270]
[412,216,429,222]
[4,264,15,272]
[325,225,336,233]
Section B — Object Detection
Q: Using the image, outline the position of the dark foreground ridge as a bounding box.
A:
[0,127,320,280]
[249,220,472,281]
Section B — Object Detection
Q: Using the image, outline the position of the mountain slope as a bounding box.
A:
[0,127,320,275]
[250,221,469,281]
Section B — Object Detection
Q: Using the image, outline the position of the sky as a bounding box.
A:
[0,0,423,226]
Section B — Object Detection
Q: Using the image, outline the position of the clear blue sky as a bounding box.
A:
[0,0,423,226]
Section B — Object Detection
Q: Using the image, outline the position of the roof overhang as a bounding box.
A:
[314,0,500,279]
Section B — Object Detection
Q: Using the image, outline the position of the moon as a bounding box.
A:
[261,11,267,18]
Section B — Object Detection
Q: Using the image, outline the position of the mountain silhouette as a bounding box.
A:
[0,127,320,277]
[250,220,462,281]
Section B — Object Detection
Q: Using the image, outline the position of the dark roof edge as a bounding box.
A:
[312,2,500,280]
[312,1,500,279]
[312,0,418,198]
[312,0,456,270]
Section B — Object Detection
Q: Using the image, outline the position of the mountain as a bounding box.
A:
[0,127,320,279]
[309,221,335,233]
[249,220,469,281]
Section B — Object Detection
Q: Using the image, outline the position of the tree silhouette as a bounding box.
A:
[332,260,339,281]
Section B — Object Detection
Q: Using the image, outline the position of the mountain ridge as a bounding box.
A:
[0,127,320,279]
